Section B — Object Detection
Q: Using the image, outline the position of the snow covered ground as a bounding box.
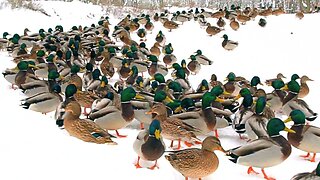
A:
[1,1,320,180]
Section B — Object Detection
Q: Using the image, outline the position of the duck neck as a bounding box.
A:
[121,101,134,122]
[270,135,292,160]
[282,92,298,105]
[202,107,217,131]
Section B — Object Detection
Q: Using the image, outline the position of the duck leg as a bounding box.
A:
[134,156,143,168]
[247,166,259,175]
[300,152,310,158]
[170,140,174,148]
[184,141,193,147]
[148,160,159,170]
[261,168,275,180]
[115,130,127,138]
[214,129,219,138]
[140,122,145,130]
[83,107,91,116]
[310,153,316,162]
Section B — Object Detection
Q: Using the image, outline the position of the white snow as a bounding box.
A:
[1,1,320,180]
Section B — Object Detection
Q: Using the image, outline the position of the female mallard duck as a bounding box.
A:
[146,103,200,150]
[187,55,201,75]
[217,17,226,28]
[194,49,213,65]
[74,88,99,116]
[291,161,320,180]
[265,73,286,86]
[286,110,320,162]
[230,18,240,31]
[259,7,273,17]
[150,42,161,57]
[118,59,131,80]
[155,31,166,47]
[63,101,116,144]
[272,7,285,16]
[144,18,154,32]
[205,23,222,36]
[83,63,93,90]
[296,11,304,19]
[129,18,140,32]
[222,34,238,51]
[89,87,143,137]
[133,119,165,169]
[211,9,225,18]
[21,83,63,114]
[163,19,179,32]
[165,136,226,180]
[281,80,318,121]
[236,14,250,25]
[298,75,313,98]
[62,65,83,91]
[227,118,295,180]
[210,74,223,87]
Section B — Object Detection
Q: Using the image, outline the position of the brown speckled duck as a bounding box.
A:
[165,136,226,180]
[64,101,117,144]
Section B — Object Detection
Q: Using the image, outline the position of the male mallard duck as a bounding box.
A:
[89,87,143,137]
[222,34,238,51]
[194,49,213,65]
[118,59,131,80]
[265,73,286,86]
[163,19,179,32]
[0,32,10,50]
[291,161,320,180]
[296,11,304,19]
[21,83,63,114]
[144,18,154,32]
[266,80,286,113]
[205,23,222,36]
[217,17,226,28]
[171,11,191,24]
[155,31,166,47]
[63,101,116,144]
[148,55,168,77]
[126,66,139,86]
[249,76,263,94]
[281,79,318,121]
[133,119,165,169]
[230,18,240,31]
[223,72,241,96]
[298,75,313,98]
[286,110,320,162]
[173,64,193,93]
[83,63,93,90]
[197,14,207,27]
[187,55,201,75]
[196,79,210,93]
[227,118,295,180]
[146,103,200,150]
[15,61,39,89]
[165,136,226,180]
[162,43,177,67]
[137,28,147,41]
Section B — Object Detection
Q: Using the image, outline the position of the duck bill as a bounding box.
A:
[284,127,295,133]
[234,94,241,100]
[201,86,206,91]
[139,82,144,88]
[281,85,289,91]
[128,70,133,76]
[155,129,161,140]
[174,106,183,113]
[164,96,174,103]
[28,64,39,70]
[219,146,228,154]
[259,82,264,86]
[145,110,153,115]
[284,117,292,123]
[100,81,106,88]
[216,97,224,103]
[135,94,145,100]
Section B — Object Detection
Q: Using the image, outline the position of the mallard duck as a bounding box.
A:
[248,76,263,94]
[265,73,286,86]
[137,28,147,41]
[187,55,201,75]
[163,19,179,32]
[146,103,200,150]
[172,64,193,93]
[296,11,304,19]
[211,9,225,18]
[118,59,131,80]
[196,79,210,93]
[259,7,273,17]
[15,61,39,88]
[133,119,165,169]
[21,83,63,114]
[150,42,161,57]
[286,109,320,162]
[227,118,295,180]
[83,63,93,90]
[222,34,238,51]
[0,32,10,50]
[148,55,168,77]
[223,72,241,96]
[126,65,139,86]
[129,18,140,32]
[194,49,213,65]
[89,87,143,137]
[74,88,99,116]
[210,74,223,87]
[291,161,320,180]
[236,14,250,25]
[258,18,267,27]
[165,136,226,180]
[171,11,191,24]
[86,69,102,91]
[62,65,83,91]
[144,18,154,32]
[63,101,116,144]
[281,80,318,121]
[206,23,222,36]
[217,17,226,28]
[298,75,313,98]
[153,13,159,21]
[266,80,286,113]
[162,43,177,67]
[230,18,240,31]
[155,31,166,47]
[197,14,207,27]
